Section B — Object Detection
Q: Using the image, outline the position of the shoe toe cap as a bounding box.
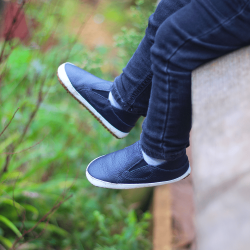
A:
[60,62,113,91]
[87,156,119,183]
[86,142,144,184]
[64,63,92,88]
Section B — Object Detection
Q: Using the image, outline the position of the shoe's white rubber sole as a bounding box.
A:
[86,162,191,190]
[57,63,129,139]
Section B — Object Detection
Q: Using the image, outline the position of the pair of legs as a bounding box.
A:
[58,0,250,189]
[112,0,250,160]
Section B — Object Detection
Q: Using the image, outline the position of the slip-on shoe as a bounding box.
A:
[86,141,191,189]
[57,63,140,138]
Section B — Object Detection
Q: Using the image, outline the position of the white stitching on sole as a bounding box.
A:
[57,63,129,139]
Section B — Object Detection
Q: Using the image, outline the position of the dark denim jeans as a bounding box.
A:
[111,0,250,160]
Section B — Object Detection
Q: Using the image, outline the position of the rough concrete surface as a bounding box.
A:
[192,45,250,250]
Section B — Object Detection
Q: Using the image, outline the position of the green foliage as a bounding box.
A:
[114,0,156,63]
[0,0,154,249]
[0,216,22,238]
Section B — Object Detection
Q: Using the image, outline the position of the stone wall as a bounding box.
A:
[192,45,250,250]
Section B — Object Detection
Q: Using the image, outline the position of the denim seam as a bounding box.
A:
[127,73,153,106]
[206,0,248,18]
[205,0,230,18]
[160,1,250,157]
[141,142,186,161]
[112,73,152,114]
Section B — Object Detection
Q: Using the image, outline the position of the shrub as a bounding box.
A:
[0,0,154,249]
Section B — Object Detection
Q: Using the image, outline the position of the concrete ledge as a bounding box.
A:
[192,45,250,250]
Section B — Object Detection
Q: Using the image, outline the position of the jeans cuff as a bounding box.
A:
[111,81,148,116]
[140,137,187,161]
[111,83,129,111]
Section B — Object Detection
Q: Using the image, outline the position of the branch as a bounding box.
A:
[0,108,19,138]
[10,194,73,250]
[12,173,27,236]
[1,74,48,175]
[0,136,47,155]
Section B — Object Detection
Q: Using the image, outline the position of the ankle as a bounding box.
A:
[142,150,166,166]
[108,92,123,110]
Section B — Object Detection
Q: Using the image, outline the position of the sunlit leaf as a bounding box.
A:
[0,198,24,212]
[0,215,22,237]
[0,235,13,248]
[0,133,19,153]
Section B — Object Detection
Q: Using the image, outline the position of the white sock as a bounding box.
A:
[142,150,166,166]
[108,92,122,110]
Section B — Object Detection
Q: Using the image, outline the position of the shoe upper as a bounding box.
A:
[64,63,140,133]
[87,141,189,184]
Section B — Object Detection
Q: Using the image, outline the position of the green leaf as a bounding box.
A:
[0,199,39,220]
[7,47,32,68]
[15,222,69,237]
[0,215,22,237]
[0,171,23,183]
[6,47,33,81]
[0,198,24,212]
[0,235,12,248]
[0,132,19,153]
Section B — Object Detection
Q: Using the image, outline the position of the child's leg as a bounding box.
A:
[57,0,191,139]
[86,0,250,189]
[111,0,191,116]
[141,0,250,160]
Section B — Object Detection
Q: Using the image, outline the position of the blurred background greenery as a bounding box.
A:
[0,0,157,249]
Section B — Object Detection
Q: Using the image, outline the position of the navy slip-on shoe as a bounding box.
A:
[86,141,191,189]
[57,63,140,139]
